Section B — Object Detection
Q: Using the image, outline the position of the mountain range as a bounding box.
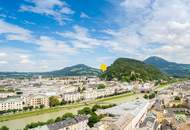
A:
[1,56,190,78]
[144,56,190,77]
[41,64,101,77]
[0,64,101,78]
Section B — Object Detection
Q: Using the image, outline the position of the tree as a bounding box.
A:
[12,109,17,114]
[82,87,86,91]
[49,96,60,107]
[97,84,106,89]
[144,94,148,99]
[78,87,81,92]
[92,105,100,112]
[149,93,155,99]
[23,107,28,111]
[174,96,181,101]
[29,106,33,111]
[55,117,62,122]
[60,100,67,105]
[0,126,9,130]
[62,113,74,120]
[46,119,55,124]
[88,113,100,127]
[40,104,45,109]
[78,107,92,115]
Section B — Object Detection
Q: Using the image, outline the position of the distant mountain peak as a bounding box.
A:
[144,56,190,77]
[145,56,168,62]
[49,64,101,76]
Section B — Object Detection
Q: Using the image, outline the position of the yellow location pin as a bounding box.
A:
[100,64,107,72]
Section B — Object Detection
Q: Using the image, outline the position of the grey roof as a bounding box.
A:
[0,96,22,103]
[48,115,88,130]
[99,99,149,117]
[48,118,77,130]
[32,116,88,130]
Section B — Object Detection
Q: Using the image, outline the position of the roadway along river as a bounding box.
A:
[0,93,143,130]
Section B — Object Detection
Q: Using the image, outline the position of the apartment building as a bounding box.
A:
[84,90,97,100]
[0,92,16,98]
[62,92,81,102]
[0,97,23,111]
[24,94,49,107]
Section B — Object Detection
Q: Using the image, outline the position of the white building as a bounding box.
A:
[0,97,23,111]
[84,90,97,100]
[0,92,16,98]
[62,92,81,102]
[97,99,154,130]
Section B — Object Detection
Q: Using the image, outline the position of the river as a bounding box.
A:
[0,93,143,130]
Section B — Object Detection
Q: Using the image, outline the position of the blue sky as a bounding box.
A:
[0,0,190,72]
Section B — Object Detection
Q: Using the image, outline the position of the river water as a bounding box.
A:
[0,93,143,130]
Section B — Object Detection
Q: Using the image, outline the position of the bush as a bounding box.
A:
[144,94,148,99]
[46,119,55,124]
[40,104,45,109]
[88,113,101,127]
[62,113,74,120]
[144,92,156,99]
[174,96,181,101]
[97,84,106,89]
[55,117,62,122]
[149,93,155,99]
[78,107,92,115]
[0,126,9,130]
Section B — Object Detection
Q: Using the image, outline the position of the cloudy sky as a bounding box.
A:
[0,0,190,72]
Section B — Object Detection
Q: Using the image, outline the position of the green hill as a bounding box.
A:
[101,58,167,81]
[44,64,101,76]
[0,64,101,78]
[144,56,190,77]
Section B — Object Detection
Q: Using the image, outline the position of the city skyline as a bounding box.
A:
[0,0,190,72]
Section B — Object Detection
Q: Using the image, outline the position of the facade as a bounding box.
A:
[84,90,97,100]
[31,115,89,130]
[62,92,81,102]
[24,94,49,107]
[0,97,23,111]
[0,92,16,98]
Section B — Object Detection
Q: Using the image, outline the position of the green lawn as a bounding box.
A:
[0,92,135,122]
[0,104,83,122]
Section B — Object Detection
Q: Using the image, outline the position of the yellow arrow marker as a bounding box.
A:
[100,64,107,72]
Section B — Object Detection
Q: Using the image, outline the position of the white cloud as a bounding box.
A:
[36,36,77,55]
[96,56,115,63]
[104,0,190,63]
[20,0,74,25]
[19,54,31,64]
[80,12,90,19]
[0,47,71,72]
[121,0,151,9]
[0,52,7,57]
[0,19,33,42]
[57,25,102,49]
[0,61,8,64]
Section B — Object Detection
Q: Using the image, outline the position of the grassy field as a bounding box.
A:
[0,80,181,122]
[0,103,86,122]
[0,92,135,122]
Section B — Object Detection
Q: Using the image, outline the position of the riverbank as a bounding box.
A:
[0,92,134,122]
[0,81,179,130]
[0,92,143,130]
